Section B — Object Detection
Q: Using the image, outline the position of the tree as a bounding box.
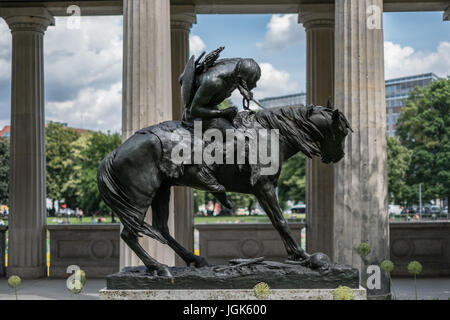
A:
[387,136,412,204]
[278,153,306,209]
[396,78,450,204]
[0,138,9,205]
[79,131,121,215]
[46,122,80,210]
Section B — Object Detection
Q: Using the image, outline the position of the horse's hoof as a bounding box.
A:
[194,256,210,268]
[224,199,233,210]
[157,267,173,278]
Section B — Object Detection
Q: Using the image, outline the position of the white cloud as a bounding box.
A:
[0,20,11,81]
[230,62,299,107]
[189,34,206,57]
[46,82,122,133]
[255,63,299,98]
[384,41,450,79]
[257,14,305,53]
[40,16,123,132]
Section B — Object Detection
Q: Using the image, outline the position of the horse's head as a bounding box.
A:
[307,103,353,164]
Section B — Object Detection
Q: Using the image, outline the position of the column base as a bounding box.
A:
[7,265,47,279]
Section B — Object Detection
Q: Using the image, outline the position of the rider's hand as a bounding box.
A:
[223,107,238,121]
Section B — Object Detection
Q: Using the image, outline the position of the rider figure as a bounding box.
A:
[180,47,261,194]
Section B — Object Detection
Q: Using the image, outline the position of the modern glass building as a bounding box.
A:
[385,73,440,136]
[259,93,307,109]
[258,73,440,137]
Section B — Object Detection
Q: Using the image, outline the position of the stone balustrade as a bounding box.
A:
[0,225,6,277]
[195,223,305,265]
[390,221,450,276]
[47,224,120,278]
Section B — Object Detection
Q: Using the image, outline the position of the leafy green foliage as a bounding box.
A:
[45,122,121,215]
[278,153,306,209]
[46,122,81,208]
[79,131,121,215]
[387,136,412,204]
[396,79,450,204]
[0,138,9,205]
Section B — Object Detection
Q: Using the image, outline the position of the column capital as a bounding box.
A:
[298,4,334,30]
[0,7,55,33]
[171,5,196,31]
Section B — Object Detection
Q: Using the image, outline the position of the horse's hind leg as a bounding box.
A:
[121,228,172,277]
[151,186,210,268]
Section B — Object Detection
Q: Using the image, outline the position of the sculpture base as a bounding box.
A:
[99,287,367,300]
[106,259,360,290]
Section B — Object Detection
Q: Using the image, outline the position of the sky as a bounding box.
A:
[0,11,449,133]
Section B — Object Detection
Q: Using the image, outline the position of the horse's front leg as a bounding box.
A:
[255,183,310,261]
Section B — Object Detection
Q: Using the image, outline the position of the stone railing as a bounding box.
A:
[47,224,120,278]
[195,223,305,265]
[0,225,6,277]
[390,221,450,276]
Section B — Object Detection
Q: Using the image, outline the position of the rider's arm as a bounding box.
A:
[190,79,233,119]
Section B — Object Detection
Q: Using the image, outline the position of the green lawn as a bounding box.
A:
[0,213,306,226]
[194,213,305,224]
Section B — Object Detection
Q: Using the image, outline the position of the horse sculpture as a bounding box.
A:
[98,103,352,277]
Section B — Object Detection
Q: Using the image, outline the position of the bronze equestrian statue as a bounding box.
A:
[98,48,352,277]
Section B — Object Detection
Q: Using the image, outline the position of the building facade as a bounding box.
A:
[259,93,307,109]
[259,73,441,137]
[386,73,440,136]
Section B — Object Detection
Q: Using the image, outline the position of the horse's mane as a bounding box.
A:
[254,105,335,158]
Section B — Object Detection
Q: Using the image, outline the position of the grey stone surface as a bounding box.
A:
[47,224,120,278]
[106,259,359,290]
[0,278,105,300]
[0,7,54,279]
[0,226,6,277]
[333,0,390,299]
[1,1,446,16]
[196,223,305,265]
[390,222,450,276]
[171,7,196,267]
[100,287,367,300]
[121,0,175,268]
[299,6,335,258]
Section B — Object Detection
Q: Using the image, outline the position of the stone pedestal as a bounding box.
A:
[100,287,367,300]
[121,0,175,268]
[0,7,54,279]
[299,7,335,257]
[170,6,196,266]
[334,0,389,298]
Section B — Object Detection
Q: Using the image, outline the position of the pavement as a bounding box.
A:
[0,277,449,300]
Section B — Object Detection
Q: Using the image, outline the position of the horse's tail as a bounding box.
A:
[97,150,167,243]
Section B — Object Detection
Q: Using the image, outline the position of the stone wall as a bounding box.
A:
[390,222,450,276]
[195,223,305,265]
[0,226,6,277]
[47,224,120,278]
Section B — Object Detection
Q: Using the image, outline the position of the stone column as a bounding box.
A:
[170,6,196,266]
[121,0,175,268]
[334,0,389,298]
[298,8,335,257]
[0,7,54,278]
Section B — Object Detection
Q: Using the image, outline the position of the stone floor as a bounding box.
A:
[0,277,449,300]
